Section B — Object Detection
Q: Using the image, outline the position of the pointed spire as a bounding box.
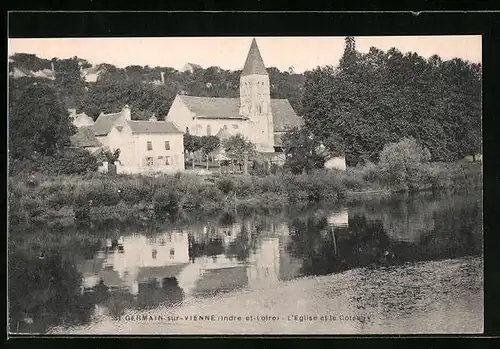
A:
[241,38,268,76]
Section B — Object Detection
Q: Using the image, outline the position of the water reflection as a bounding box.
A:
[9,191,482,334]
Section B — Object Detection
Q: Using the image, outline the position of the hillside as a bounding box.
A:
[8,53,306,120]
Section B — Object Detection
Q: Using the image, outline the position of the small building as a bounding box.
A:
[68,108,95,128]
[107,118,185,174]
[324,156,347,171]
[80,65,102,83]
[180,63,203,73]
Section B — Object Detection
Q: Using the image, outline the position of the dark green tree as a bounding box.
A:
[281,126,326,174]
[9,82,76,160]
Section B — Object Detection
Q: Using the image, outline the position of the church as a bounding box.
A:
[165,38,303,155]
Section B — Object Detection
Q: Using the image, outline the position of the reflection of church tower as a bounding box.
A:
[239,38,274,152]
[247,238,280,289]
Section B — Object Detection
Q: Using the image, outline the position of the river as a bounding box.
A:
[8,190,483,335]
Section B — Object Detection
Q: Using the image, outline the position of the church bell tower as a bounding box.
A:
[239,38,274,152]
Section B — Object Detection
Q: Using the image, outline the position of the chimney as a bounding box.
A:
[160,72,165,84]
[122,105,131,120]
[51,61,55,72]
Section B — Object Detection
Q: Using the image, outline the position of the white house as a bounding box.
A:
[107,117,185,174]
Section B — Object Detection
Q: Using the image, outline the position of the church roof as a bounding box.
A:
[178,95,244,120]
[93,111,123,136]
[177,95,302,132]
[241,38,268,76]
[271,99,304,132]
[126,120,183,134]
[70,126,102,148]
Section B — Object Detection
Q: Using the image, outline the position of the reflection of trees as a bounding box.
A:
[417,201,482,259]
[287,193,482,276]
[287,213,340,275]
[287,212,393,276]
[350,191,482,244]
[225,224,258,262]
[9,249,94,333]
[136,277,184,310]
[188,232,224,262]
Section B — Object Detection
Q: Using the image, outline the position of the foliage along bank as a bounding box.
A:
[9,157,481,231]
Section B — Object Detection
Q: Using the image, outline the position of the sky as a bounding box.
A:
[8,36,482,73]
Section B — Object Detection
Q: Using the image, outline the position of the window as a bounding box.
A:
[186,126,189,133]
[165,141,170,150]
[146,157,154,166]
[158,156,163,163]
[258,105,262,113]
[165,156,171,165]
[169,248,175,259]
[147,141,152,150]
[207,125,211,136]
[152,249,157,259]
[232,124,239,129]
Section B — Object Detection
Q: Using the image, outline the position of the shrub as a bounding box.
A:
[74,196,90,222]
[153,189,180,217]
[423,162,452,190]
[233,176,254,197]
[360,161,380,183]
[216,178,235,195]
[9,148,99,176]
[379,137,431,191]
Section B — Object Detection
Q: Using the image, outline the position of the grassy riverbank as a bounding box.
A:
[8,161,481,230]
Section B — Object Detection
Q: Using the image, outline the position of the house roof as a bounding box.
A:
[93,111,123,136]
[185,63,202,69]
[215,127,232,140]
[178,95,302,132]
[81,66,100,75]
[241,38,268,76]
[70,126,102,148]
[73,112,93,122]
[126,120,183,134]
[10,67,30,77]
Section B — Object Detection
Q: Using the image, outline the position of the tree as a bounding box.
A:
[200,135,220,169]
[338,36,360,73]
[100,148,121,164]
[52,57,88,110]
[223,134,256,174]
[183,133,202,169]
[301,36,482,165]
[9,82,76,160]
[281,127,326,174]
